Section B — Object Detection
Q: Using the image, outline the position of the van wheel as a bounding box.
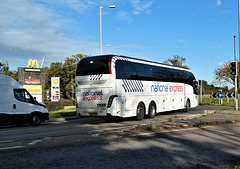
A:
[148,102,156,118]
[29,113,41,126]
[136,102,145,121]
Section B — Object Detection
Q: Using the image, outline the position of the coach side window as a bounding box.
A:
[116,60,138,79]
[125,62,138,79]
[115,60,124,79]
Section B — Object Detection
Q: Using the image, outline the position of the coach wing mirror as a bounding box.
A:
[193,80,199,95]
[193,80,199,88]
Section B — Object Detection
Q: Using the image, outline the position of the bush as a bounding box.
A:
[45,100,75,112]
[60,100,75,107]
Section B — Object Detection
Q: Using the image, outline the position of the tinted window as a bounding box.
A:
[76,57,110,76]
[116,60,195,86]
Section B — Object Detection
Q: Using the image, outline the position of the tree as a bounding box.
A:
[45,62,63,90]
[0,62,3,73]
[62,54,89,98]
[0,61,18,81]
[45,54,89,99]
[213,61,236,86]
[163,55,190,69]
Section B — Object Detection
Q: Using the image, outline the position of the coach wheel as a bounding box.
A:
[184,100,190,112]
[148,102,156,118]
[136,102,145,121]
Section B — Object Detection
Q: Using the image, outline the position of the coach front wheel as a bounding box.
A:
[184,100,190,112]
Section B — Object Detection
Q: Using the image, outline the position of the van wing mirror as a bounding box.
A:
[33,97,37,104]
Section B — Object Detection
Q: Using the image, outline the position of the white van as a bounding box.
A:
[0,74,49,125]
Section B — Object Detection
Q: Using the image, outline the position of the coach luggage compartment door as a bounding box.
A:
[77,87,112,116]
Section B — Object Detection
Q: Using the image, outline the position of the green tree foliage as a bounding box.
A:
[201,80,229,94]
[0,61,18,81]
[45,54,88,99]
[163,55,190,69]
[0,62,3,73]
[213,61,236,86]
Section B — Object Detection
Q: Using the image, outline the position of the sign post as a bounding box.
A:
[51,77,60,102]
[18,59,47,102]
[218,91,224,105]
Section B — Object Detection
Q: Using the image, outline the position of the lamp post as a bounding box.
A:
[238,0,240,62]
[100,5,116,55]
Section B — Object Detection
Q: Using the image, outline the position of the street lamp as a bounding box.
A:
[100,5,116,55]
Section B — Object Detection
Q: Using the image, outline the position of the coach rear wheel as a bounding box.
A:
[136,102,145,121]
[148,102,156,118]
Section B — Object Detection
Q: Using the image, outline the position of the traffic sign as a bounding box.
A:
[225,93,235,98]
[218,92,224,99]
[210,93,218,98]
[210,93,235,98]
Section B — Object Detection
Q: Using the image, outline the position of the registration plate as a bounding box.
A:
[88,113,98,116]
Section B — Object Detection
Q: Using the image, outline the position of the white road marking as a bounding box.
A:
[0,146,25,150]
[0,140,14,144]
[92,133,100,137]
[28,140,42,145]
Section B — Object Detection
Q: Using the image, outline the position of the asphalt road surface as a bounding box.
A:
[0,106,225,142]
[0,106,239,168]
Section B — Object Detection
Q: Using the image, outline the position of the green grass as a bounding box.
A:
[49,107,76,119]
[199,95,237,107]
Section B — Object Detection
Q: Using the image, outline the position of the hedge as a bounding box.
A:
[45,100,75,112]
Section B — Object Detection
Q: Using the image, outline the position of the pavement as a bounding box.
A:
[134,107,240,131]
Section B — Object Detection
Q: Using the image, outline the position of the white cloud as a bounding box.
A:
[130,0,154,15]
[0,0,100,69]
[216,0,221,7]
[222,10,232,14]
[177,39,186,43]
[0,0,154,69]
[58,0,97,14]
[117,11,132,22]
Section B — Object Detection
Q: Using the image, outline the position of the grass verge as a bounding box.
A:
[133,120,240,132]
[49,108,76,119]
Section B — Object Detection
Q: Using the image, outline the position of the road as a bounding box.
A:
[0,106,239,168]
[0,106,223,142]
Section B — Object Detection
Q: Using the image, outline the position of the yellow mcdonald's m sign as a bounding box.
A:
[28,59,39,68]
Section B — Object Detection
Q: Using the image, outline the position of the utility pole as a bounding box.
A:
[238,0,240,111]
[233,36,238,111]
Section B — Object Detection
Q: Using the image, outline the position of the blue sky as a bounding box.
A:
[0,0,239,85]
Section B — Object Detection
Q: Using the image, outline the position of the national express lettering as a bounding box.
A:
[151,83,183,93]
[82,90,103,102]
